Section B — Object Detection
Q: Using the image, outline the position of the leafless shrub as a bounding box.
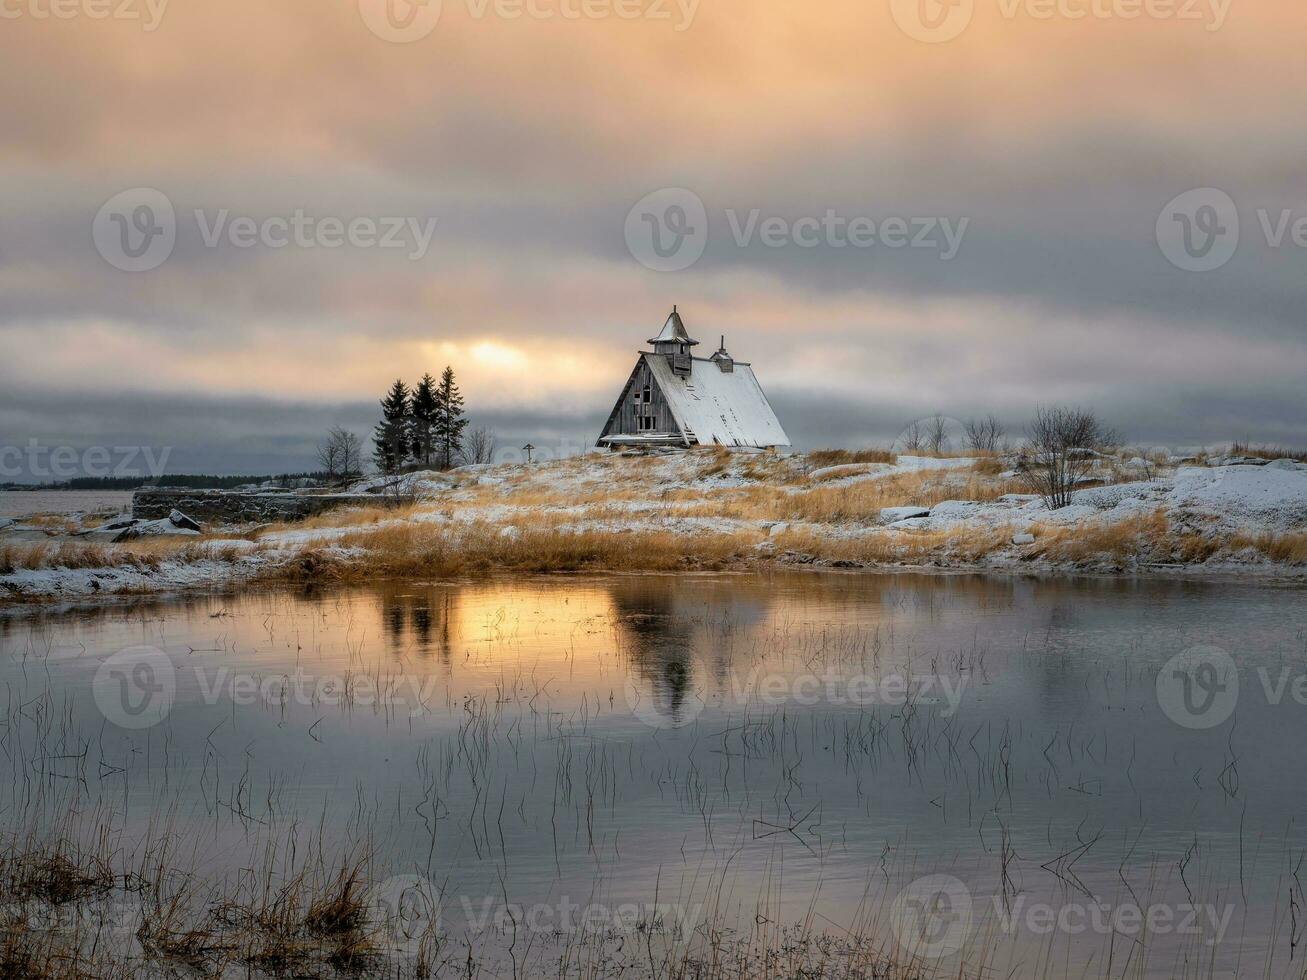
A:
[964,415,1006,453]
[1016,406,1121,509]
[900,420,925,452]
[462,427,497,465]
[926,414,949,455]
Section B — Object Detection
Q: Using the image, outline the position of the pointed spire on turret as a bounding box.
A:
[648,306,699,347]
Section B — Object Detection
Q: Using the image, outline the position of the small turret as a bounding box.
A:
[648,306,697,376]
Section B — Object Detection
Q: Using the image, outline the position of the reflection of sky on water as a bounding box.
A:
[2,572,1307,976]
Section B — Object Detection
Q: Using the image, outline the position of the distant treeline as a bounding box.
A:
[1,473,329,491]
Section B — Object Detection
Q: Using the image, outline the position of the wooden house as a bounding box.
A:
[597,308,790,450]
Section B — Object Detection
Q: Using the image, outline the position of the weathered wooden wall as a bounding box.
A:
[606,356,681,440]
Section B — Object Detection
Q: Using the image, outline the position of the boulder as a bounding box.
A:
[0,517,15,531]
[929,500,985,517]
[169,509,203,532]
[768,522,790,537]
[1207,455,1269,467]
[880,506,930,524]
[1012,532,1036,545]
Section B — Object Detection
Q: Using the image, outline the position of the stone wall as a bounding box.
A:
[132,489,385,525]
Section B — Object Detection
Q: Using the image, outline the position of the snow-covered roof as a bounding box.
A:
[644,353,790,448]
[648,308,699,347]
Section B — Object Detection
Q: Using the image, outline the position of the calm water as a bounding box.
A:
[3,571,1307,977]
[0,488,133,517]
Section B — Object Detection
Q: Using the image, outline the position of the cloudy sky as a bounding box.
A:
[1,0,1303,479]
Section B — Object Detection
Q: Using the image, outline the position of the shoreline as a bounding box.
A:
[3,449,1305,610]
[3,556,1304,621]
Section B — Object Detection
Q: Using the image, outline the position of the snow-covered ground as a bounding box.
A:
[2,450,1305,604]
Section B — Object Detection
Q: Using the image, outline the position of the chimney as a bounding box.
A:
[712,335,734,373]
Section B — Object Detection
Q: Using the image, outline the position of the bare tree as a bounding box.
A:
[901,419,925,453]
[339,429,362,478]
[926,414,950,455]
[317,426,363,484]
[964,415,1006,453]
[1017,407,1121,509]
[462,427,497,465]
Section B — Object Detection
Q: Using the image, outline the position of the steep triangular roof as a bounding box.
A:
[647,307,699,347]
[643,353,789,448]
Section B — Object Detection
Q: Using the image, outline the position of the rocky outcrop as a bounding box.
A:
[132,489,382,526]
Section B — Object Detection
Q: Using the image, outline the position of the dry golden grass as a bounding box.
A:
[0,541,152,574]
[261,522,761,583]
[782,523,1017,565]
[1232,531,1307,564]
[254,501,420,536]
[0,536,264,575]
[1028,511,1169,564]
[776,472,1025,525]
[806,448,896,467]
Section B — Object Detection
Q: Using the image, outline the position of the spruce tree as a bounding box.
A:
[372,379,412,474]
[410,373,439,468]
[435,366,468,469]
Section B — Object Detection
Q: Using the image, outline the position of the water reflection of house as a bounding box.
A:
[607,577,775,725]
[378,589,454,664]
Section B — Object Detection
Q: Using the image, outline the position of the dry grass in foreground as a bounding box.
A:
[0,538,258,575]
[806,448,898,467]
[262,522,762,583]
